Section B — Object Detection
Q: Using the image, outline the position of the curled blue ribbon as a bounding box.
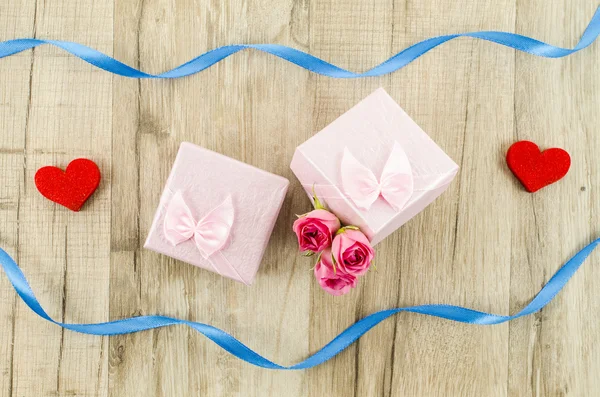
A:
[0,238,597,369]
[0,7,599,78]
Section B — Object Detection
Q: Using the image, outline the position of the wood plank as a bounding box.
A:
[0,2,35,394]
[110,0,312,395]
[307,1,395,395]
[386,1,517,395]
[509,2,600,396]
[0,153,24,397]
[307,0,516,395]
[1,1,112,396]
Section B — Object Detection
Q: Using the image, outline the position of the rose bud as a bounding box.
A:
[331,228,374,276]
[293,209,341,253]
[314,249,358,296]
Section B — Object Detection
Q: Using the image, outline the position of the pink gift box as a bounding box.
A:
[144,142,289,285]
[290,88,458,246]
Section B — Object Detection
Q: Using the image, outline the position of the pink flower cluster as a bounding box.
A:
[293,203,375,296]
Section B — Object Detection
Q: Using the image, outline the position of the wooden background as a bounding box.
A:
[1,0,599,395]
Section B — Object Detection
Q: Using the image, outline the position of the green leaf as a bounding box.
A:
[336,225,361,235]
[335,228,346,236]
[311,252,323,271]
[302,250,315,257]
[312,184,325,210]
[331,253,337,275]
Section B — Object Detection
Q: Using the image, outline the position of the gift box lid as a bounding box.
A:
[144,142,289,285]
[291,88,458,245]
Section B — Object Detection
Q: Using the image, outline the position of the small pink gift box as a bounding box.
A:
[144,142,289,285]
[290,88,458,246]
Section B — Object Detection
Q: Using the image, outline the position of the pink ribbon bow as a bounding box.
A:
[341,142,414,211]
[163,191,234,258]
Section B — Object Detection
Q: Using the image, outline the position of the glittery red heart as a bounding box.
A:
[34,159,101,212]
[506,141,570,193]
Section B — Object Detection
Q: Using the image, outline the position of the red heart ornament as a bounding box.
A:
[506,141,570,193]
[35,158,101,211]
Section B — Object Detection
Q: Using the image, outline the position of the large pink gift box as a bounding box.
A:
[290,88,458,246]
[144,142,289,285]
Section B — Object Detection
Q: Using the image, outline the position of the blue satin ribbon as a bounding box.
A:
[1,7,599,78]
[0,238,597,369]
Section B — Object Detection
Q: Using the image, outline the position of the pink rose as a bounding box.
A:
[293,209,341,253]
[331,229,374,276]
[314,249,357,296]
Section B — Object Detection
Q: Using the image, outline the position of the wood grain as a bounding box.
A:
[1,0,599,396]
